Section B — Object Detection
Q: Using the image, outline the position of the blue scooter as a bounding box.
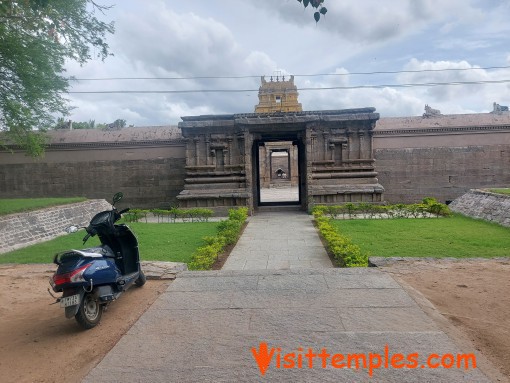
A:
[49,192,146,329]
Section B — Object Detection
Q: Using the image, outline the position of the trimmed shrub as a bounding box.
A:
[313,209,369,267]
[188,207,247,270]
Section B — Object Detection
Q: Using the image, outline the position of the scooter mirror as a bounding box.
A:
[66,225,79,234]
[112,192,123,206]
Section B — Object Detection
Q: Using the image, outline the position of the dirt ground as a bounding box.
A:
[379,258,510,382]
[1,259,509,382]
[0,264,171,383]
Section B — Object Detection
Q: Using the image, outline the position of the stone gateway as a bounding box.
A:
[177,109,383,214]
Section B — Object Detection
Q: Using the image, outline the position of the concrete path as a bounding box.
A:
[223,211,332,270]
[84,211,491,382]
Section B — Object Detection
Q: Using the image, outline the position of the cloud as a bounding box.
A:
[64,1,510,126]
[250,0,476,44]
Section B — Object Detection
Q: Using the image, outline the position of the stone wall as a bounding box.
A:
[1,114,509,207]
[0,127,186,209]
[449,189,510,227]
[374,113,510,204]
[374,145,510,204]
[0,199,112,254]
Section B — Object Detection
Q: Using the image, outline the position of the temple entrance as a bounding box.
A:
[177,109,384,215]
[256,140,300,206]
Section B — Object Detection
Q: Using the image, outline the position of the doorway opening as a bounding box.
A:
[256,140,300,206]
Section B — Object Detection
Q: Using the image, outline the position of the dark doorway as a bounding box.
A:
[255,139,301,206]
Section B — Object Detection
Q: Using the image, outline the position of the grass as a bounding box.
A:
[489,188,510,196]
[0,222,218,264]
[0,197,87,216]
[331,214,510,258]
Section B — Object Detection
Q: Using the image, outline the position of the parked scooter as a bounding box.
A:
[49,192,146,329]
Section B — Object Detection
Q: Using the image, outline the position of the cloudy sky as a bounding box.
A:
[65,0,510,126]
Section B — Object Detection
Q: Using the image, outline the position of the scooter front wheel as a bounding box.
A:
[75,293,103,329]
[135,270,146,287]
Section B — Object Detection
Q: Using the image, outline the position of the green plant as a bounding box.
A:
[188,207,248,270]
[313,209,369,267]
[123,209,148,223]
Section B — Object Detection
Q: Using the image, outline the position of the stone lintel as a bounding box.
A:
[179,109,379,128]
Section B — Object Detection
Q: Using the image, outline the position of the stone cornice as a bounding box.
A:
[1,139,185,152]
[374,124,510,136]
[179,109,379,129]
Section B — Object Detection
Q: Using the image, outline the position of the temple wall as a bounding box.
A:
[373,116,510,203]
[0,127,186,209]
[1,114,509,208]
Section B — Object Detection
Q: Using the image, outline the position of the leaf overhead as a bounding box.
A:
[299,0,327,22]
[0,0,114,156]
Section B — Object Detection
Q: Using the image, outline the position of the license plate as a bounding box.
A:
[60,294,80,308]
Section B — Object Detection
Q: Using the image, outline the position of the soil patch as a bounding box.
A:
[379,258,510,382]
[0,264,171,383]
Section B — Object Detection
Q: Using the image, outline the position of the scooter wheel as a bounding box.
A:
[75,293,103,329]
[135,270,146,287]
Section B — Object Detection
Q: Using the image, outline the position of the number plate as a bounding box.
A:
[60,294,80,308]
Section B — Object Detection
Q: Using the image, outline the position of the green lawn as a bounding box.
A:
[489,188,510,196]
[0,197,87,216]
[0,222,218,264]
[331,214,510,258]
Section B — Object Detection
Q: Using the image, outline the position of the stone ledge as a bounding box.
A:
[141,261,188,280]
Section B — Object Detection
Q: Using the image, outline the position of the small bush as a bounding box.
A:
[123,209,147,223]
[313,209,369,267]
[188,207,247,270]
[311,197,451,220]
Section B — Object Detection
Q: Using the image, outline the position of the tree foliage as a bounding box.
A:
[297,0,327,23]
[0,0,114,156]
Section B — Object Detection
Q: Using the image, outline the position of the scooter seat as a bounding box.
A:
[75,245,115,258]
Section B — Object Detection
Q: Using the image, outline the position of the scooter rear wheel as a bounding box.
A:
[75,293,103,329]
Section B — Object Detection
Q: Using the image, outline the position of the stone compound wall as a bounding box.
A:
[374,145,510,204]
[1,114,509,207]
[0,127,186,209]
[449,189,510,227]
[0,199,112,254]
[374,114,510,204]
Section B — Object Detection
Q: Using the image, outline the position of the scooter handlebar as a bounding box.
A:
[118,208,130,215]
[83,233,91,244]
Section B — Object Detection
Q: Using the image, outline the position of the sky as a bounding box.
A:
[65,0,510,127]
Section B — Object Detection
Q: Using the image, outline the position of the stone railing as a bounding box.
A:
[449,189,510,227]
[0,200,112,255]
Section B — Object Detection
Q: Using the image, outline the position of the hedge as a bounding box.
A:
[188,207,248,270]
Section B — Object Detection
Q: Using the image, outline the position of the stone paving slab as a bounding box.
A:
[84,269,490,383]
[223,211,332,270]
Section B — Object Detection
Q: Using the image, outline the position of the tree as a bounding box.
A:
[0,0,114,156]
[297,0,327,23]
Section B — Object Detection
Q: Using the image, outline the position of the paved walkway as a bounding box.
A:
[84,211,492,382]
[223,211,332,270]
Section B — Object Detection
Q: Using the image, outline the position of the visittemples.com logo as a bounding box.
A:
[251,342,477,378]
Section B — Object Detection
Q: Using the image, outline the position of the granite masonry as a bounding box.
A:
[0,199,111,254]
[449,189,510,227]
[1,111,509,209]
